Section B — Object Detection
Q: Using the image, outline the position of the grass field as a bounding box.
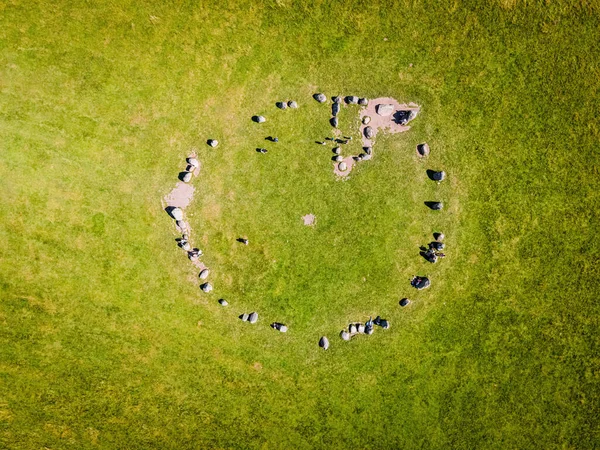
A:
[1,0,599,448]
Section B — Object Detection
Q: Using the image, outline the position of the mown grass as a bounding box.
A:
[0,0,598,448]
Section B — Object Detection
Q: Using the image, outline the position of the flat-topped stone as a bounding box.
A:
[376,104,394,116]
[171,207,183,221]
[199,268,209,280]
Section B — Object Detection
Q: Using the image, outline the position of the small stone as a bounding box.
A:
[417,143,430,157]
[332,103,340,116]
[364,126,374,139]
[338,161,347,171]
[187,157,199,168]
[340,330,351,341]
[253,115,266,123]
[171,207,183,221]
[427,202,443,210]
[399,298,411,307]
[276,101,287,110]
[358,98,368,106]
[333,155,342,162]
[208,139,219,147]
[330,117,338,128]
[218,299,228,306]
[364,147,372,155]
[319,336,330,350]
[376,104,394,116]
[240,313,249,321]
[314,93,327,103]
[365,326,374,335]
[248,312,258,324]
[200,282,213,293]
[182,172,192,183]
[288,100,298,108]
[333,147,341,155]
[199,268,209,280]
[362,116,371,125]
[332,96,342,104]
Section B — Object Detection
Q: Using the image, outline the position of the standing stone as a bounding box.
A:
[362,116,371,125]
[330,117,339,128]
[182,172,192,183]
[399,298,411,307]
[338,161,347,171]
[417,143,430,157]
[332,103,340,116]
[187,157,199,168]
[253,115,266,123]
[340,330,351,341]
[432,171,446,182]
[200,282,213,293]
[364,126,374,139]
[171,207,183,221]
[319,336,330,350]
[349,324,357,334]
[288,100,298,108]
[333,147,341,155]
[218,299,228,306]
[358,98,369,106]
[314,93,327,103]
[199,268,209,280]
[240,313,249,321]
[358,324,365,334]
[248,312,258,324]
[208,139,219,147]
[276,101,287,110]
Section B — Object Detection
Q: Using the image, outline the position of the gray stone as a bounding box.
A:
[340,330,351,341]
[349,324,357,334]
[346,96,359,104]
[218,299,228,306]
[332,103,340,116]
[362,116,371,125]
[314,93,327,103]
[333,147,341,155]
[208,139,219,147]
[338,161,347,171]
[333,155,342,162]
[253,115,266,123]
[240,313,249,321]
[200,282,213,293]
[319,336,330,350]
[365,326,374,335]
[171,207,184,221]
[330,117,338,128]
[181,240,191,251]
[199,268,209,280]
[362,154,372,161]
[376,104,394,116]
[176,220,187,231]
[364,126,374,139]
[434,232,445,242]
[248,312,258,324]
[332,96,342,104]
[432,171,446,182]
[358,153,366,160]
[276,101,287,110]
[187,157,199,168]
[182,172,192,183]
[357,324,365,334]
[288,100,298,108]
[358,98,368,106]
[364,147,372,155]
[417,143,430,157]
[399,298,411,307]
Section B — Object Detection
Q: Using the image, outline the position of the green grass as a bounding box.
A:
[1,0,599,448]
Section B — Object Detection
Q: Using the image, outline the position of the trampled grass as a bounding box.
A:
[0,0,598,448]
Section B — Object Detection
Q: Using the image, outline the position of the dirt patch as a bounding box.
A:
[333,155,356,178]
[302,214,316,226]
[359,98,419,148]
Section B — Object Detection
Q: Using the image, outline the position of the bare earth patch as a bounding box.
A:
[359,97,419,148]
[302,213,316,226]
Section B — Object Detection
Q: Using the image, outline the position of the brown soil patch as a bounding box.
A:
[359,98,420,148]
[332,155,356,178]
[302,214,316,226]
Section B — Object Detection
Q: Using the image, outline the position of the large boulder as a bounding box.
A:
[364,126,374,139]
[171,207,184,221]
[182,172,192,183]
[376,104,394,116]
[248,312,258,324]
[313,93,327,103]
[319,336,330,350]
[199,268,209,280]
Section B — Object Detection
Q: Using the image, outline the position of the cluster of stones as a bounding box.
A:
[339,316,390,342]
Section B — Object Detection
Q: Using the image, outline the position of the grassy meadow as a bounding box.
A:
[0,0,598,448]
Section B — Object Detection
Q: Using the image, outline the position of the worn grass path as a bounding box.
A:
[0,1,598,448]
